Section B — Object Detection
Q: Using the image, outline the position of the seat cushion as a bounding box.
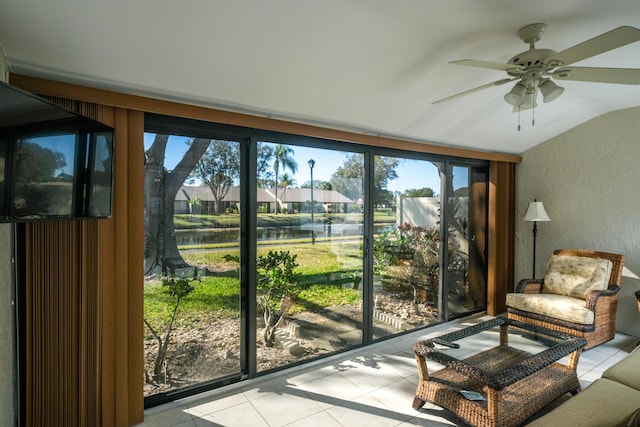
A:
[615,408,640,427]
[603,345,640,391]
[505,293,594,325]
[542,255,612,299]
[526,378,640,427]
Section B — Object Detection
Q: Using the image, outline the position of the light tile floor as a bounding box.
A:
[137,314,638,427]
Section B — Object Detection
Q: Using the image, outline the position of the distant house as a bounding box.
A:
[175,185,356,214]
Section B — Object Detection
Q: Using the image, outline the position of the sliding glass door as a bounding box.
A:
[142,132,243,400]
[371,156,443,339]
[255,142,364,371]
[142,113,488,405]
[445,165,488,318]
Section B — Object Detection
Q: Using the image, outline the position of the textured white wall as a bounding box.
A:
[515,106,640,336]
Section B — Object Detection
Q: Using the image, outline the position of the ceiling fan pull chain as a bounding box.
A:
[532,103,535,127]
[517,108,521,131]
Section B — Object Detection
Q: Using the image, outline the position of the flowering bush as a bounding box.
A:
[373,223,468,303]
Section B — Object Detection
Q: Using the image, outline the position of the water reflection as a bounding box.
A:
[176,224,389,246]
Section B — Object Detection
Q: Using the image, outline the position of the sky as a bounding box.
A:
[144,133,468,195]
[26,134,77,176]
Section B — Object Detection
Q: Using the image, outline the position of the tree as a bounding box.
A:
[300,180,332,190]
[330,154,364,201]
[13,141,68,215]
[330,154,399,205]
[279,172,297,213]
[403,187,436,198]
[144,135,211,275]
[143,274,196,383]
[257,142,274,188]
[272,144,298,214]
[14,141,67,182]
[454,187,469,197]
[256,250,299,347]
[192,140,240,214]
[280,172,297,190]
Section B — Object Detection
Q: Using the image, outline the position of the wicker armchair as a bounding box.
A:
[507,249,624,350]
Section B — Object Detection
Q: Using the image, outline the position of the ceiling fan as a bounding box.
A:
[433,24,640,111]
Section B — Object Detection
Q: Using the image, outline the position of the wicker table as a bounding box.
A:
[412,317,586,427]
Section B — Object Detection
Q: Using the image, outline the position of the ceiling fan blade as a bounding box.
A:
[552,66,640,84]
[432,78,514,104]
[545,26,640,67]
[451,59,524,73]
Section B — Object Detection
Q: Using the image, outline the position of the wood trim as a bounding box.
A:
[97,106,145,426]
[126,109,145,425]
[9,73,522,164]
[486,161,516,315]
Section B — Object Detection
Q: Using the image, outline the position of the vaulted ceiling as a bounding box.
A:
[2,1,640,154]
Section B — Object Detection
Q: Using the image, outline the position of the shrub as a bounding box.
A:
[144,275,196,382]
[256,250,299,346]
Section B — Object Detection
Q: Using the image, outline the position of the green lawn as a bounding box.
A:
[181,242,362,276]
[144,276,240,332]
[145,242,364,332]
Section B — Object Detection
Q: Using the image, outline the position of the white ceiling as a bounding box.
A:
[2,1,640,154]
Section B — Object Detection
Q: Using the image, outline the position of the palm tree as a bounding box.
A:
[279,172,297,213]
[273,144,298,214]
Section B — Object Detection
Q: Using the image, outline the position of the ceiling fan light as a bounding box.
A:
[514,91,538,111]
[540,79,564,103]
[504,82,527,106]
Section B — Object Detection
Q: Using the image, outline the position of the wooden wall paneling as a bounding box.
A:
[113,107,131,426]
[125,109,145,425]
[25,221,84,426]
[97,106,145,426]
[487,161,516,315]
[81,220,99,426]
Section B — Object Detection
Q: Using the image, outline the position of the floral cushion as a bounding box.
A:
[505,293,595,325]
[541,255,612,299]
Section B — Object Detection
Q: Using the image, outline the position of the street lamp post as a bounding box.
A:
[308,159,315,245]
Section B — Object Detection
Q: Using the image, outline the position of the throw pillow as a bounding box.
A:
[541,255,612,299]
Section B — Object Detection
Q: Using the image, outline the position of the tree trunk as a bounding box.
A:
[262,295,292,347]
[144,135,211,276]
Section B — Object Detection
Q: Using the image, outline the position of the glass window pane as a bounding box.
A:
[143,133,241,397]
[447,165,487,318]
[13,134,77,218]
[89,132,113,217]
[140,115,490,406]
[373,156,442,339]
[256,143,364,372]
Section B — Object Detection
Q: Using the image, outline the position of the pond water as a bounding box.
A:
[176,224,391,246]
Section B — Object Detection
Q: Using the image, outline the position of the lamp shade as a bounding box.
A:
[524,201,551,222]
[539,79,564,103]
[518,90,539,111]
[504,82,527,106]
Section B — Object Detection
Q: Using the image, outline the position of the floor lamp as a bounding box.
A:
[523,200,551,278]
